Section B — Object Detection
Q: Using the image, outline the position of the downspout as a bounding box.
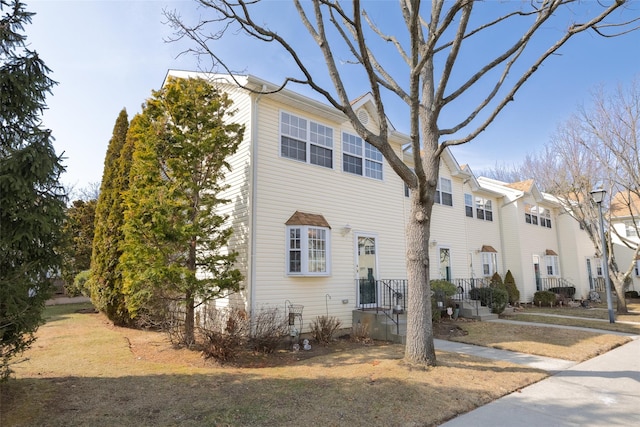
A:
[249,85,266,325]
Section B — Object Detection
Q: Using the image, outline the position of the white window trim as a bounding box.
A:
[625,220,638,238]
[464,193,473,218]
[481,252,497,277]
[286,225,331,276]
[545,255,559,277]
[341,131,383,180]
[280,111,334,169]
[436,177,453,206]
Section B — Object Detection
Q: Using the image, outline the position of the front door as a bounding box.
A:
[439,247,451,281]
[533,255,541,291]
[356,234,378,308]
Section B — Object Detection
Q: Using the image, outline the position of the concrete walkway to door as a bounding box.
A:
[438,319,640,426]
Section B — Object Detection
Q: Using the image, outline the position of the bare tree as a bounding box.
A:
[511,77,640,314]
[569,78,640,313]
[166,0,638,366]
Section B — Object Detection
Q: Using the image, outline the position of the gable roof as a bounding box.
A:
[611,191,640,218]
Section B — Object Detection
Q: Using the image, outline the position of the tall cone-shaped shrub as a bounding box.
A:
[90,109,132,324]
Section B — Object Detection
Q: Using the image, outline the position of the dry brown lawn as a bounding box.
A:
[449,321,631,361]
[0,302,632,426]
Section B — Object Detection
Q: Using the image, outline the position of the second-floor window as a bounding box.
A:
[540,208,552,228]
[435,177,453,206]
[342,132,383,180]
[464,193,473,217]
[281,111,333,168]
[476,197,493,221]
[525,203,538,225]
[625,220,638,238]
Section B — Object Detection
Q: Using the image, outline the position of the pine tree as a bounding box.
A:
[0,0,65,380]
[89,109,131,324]
[504,270,520,306]
[59,199,96,295]
[121,77,244,344]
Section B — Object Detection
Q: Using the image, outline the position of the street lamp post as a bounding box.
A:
[590,187,615,324]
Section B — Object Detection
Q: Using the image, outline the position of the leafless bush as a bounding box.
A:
[199,306,250,362]
[351,321,372,344]
[249,307,288,354]
[310,315,342,345]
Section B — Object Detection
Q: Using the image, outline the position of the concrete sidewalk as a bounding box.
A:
[439,327,640,426]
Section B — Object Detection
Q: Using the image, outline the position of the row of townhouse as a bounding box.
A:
[164,69,636,331]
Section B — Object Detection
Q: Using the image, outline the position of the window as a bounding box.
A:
[596,258,603,276]
[482,252,497,276]
[342,132,383,179]
[464,194,473,217]
[281,112,333,168]
[435,177,453,206]
[545,255,559,276]
[525,203,538,225]
[635,260,639,276]
[475,197,493,221]
[540,208,552,228]
[287,225,331,276]
[625,220,638,238]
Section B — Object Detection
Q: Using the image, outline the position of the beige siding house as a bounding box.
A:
[610,192,640,292]
[165,69,605,331]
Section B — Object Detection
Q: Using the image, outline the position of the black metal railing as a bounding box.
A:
[356,278,407,334]
[536,277,578,299]
[451,278,489,301]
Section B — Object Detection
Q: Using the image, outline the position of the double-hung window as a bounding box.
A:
[475,197,493,221]
[435,177,453,206]
[545,255,559,276]
[481,251,497,276]
[625,220,638,238]
[281,112,333,168]
[464,193,473,217]
[342,132,383,179]
[525,203,538,225]
[540,208,552,228]
[287,225,331,276]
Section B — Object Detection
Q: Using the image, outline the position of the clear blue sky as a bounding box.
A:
[27,0,640,194]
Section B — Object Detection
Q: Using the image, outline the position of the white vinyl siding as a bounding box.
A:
[281,111,333,168]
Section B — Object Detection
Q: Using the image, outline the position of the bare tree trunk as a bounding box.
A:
[184,236,198,345]
[611,275,629,314]
[184,289,195,346]
[404,145,439,366]
[404,193,436,365]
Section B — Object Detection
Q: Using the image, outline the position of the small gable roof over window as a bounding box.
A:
[545,249,558,256]
[481,245,497,253]
[285,211,331,228]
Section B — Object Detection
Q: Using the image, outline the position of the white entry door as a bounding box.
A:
[356,234,378,308]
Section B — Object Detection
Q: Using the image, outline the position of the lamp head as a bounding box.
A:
[590,185,606,204]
